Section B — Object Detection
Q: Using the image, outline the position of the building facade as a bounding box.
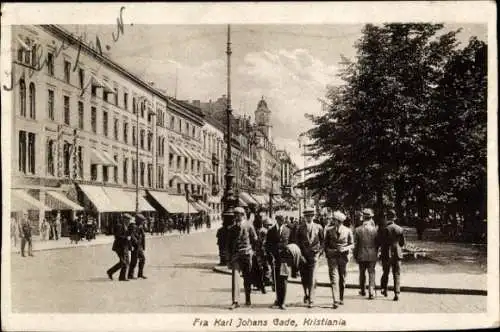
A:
[10,25,210,234]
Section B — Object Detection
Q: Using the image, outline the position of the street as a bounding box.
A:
[10,229,486,313]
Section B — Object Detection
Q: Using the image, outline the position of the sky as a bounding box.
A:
[64,23,487,168]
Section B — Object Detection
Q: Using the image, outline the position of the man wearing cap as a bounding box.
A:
[128,217,148,280]
[107,218,131,281]
[226,206,258,309]
[379,209,405,301]
[354,208,379,299]
[252,214,269,294]
[324,211,353,308]
[266,212,291,310]
[296,207,324,308]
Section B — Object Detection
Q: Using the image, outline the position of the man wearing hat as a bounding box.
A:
[107,217,131,281]
[354,208,379,299]
[266,212,291,310]
[379,209,405,301]
[226,206,258,309]
[324,211,354,308]
[128,216,148,280]
[296,207,324,308]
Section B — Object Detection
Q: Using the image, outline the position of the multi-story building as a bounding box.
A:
[9,25,210,234]
[277,149,298,208]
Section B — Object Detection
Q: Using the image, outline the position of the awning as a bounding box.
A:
[177,146,196,160]
[196,200,212,211]
[171,173,190,184]
[238,198,248,207]
[11,189,51,211]
[91,73,115,92]
[100,151,118,166]
[169,144,185,157]
[124,213,146,220]
[46,191,84,210]
[240,191,258,205]
[192,150,209,164]
[191,201,206,212]
[78,184,122,212]
[90,149,115,166]
[101,188,155,212]
[251,194,269,206]
[148,191,198,214]
[187,174,206,187]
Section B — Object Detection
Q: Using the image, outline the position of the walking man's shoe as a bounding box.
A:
[359,290,366,296]
[138,275,147,279]
[368,294,375,300]
[128,276,136,280]
[332,303,338,309]
[245,300,251,306]
[381,289,388,297]
[393,294,399,301]
[279,304,287,310]
[107,271,113,280]
[229,302,240,310]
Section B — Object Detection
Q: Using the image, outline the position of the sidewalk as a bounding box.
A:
[10,220,222,253]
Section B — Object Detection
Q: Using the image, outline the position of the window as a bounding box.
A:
[132,126,136,146]
[64,60,71,84]
[170,116,175,129]
[113,155,118,183]
[18,131,27,173]
[114,88,118,105]
[123,122,129,144]
[132,97,136,114]
[123,92,128,110]
[147,131,152,151]
[46,139,55,176]
[103,111,108,136]
[140,129,145,149]
[31,44,37,68]
[78,101,84,129]
[140,162,145,186]
[78,68,84,89]
[123,158,128,184]
[197,160,201,174]
[176,156,181,169]
[47,53,54,76]
[177,183,181,194]
[192,127,196,138]
[91,164,97,181]
[44,90,55,121]
[91,107,97,133]
[178,119,182,132]
[131,159,136,185]
[29,83,36,119]
[19,79,26,117]
[169,153,174,168]
[186,122,189,135]
[63,142,71,177]
[63,95,70,125]
[140,101,145,118]
[114,118,119,140]
[103,165,109,182]
[191,159,194,172]
[147,163,152,187]
[91,84,97,97]
[185,157,189,171]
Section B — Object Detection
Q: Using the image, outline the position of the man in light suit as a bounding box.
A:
[266,212,291,310]
[354,208,378,299]
[324,211,353,308]
[296,207,324,308]
[379,209,405,301]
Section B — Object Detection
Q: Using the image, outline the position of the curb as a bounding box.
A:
[10,225,220,253]
[212,266,487,296]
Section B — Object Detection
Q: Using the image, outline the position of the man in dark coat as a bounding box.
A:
[20,213,33,257]
[266,213,291,310]
[226,206,258,309]
[107,218,131,281]
[216,225,227,266]
[379,209,405,301]
[354,208,379,299]
[128,217,148,279]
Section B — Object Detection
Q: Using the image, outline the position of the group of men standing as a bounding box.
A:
[224,206,405,310]
[106,216,147,281]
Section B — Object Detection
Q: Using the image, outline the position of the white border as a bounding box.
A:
[1,2,498,331]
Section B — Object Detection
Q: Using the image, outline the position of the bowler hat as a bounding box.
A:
[362,208,374,217]
[234,207,246,214]
[303,207,315,215]
[333,211,347,222]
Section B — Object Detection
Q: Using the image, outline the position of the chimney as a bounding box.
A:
[192,100,201,107]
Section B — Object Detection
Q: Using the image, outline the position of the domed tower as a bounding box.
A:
[254,96,272,138]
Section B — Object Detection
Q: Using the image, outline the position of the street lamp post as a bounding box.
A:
[222,24,236,228]
[269,163,277,217]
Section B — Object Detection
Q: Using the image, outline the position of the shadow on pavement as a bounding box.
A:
[79,277,111,283]
[155,262,215,270]
[182,254,219,261]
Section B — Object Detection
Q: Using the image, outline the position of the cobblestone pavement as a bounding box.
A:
[9,229,486,314]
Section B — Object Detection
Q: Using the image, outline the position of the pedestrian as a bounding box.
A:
[20,212,33,257]
[324,211,354,308]
[107,217,131,281]
[216,225,227,266]
[55,212,61,240]
[11,216,19,248]
[296,207,324,308]
[379,209,405,301]
[354,208,379,299]
[266,213,291,310]
[226,206,258,309]
[252,214,269,294]
[40,218,49,241]
[128,217,148,280]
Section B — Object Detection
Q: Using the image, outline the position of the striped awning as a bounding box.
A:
[148,191,198,214]
[78,185,122,212]
[240,191,258,205]
[46,191,84,211]
[11,189,51,212]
